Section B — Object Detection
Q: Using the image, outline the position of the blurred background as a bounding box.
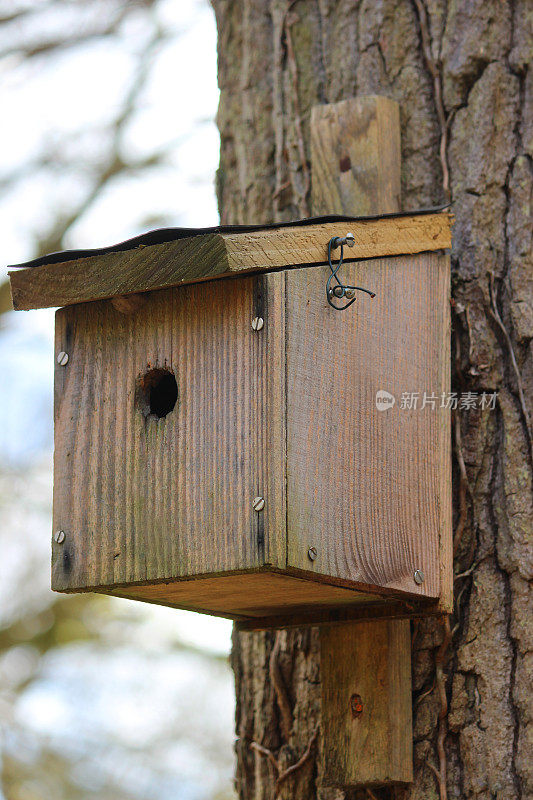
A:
[0,2,236,798]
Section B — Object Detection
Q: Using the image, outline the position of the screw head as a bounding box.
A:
[344,288,356,299]
[251,317,264,331]
[57,351,69,366]
[54,530,65,544]
[253,496,265,512]
[414,569,424,585]
[345,232,355,247]
[307,546,318,561]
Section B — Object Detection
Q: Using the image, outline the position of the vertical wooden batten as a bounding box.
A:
[310,96,401,217]
[321,621,413,786]
[312,96,417,786]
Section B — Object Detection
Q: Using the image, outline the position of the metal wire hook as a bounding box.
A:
[326,233,376,310]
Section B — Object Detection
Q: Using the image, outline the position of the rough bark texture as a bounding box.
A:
[211,2,533,798]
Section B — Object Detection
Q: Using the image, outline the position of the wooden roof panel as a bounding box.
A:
[8,209,452,311]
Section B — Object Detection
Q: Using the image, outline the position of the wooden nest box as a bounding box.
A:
[9,209,453,628]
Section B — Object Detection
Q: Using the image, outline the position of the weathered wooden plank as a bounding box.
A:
[103,571,379,619]
[311,96,401,216]
[52,278,286,591]
[9,212,451,310]
[235,600,440,631]
[286,251,450,600]
[321,620,413,786]
[310,95,415,788]
[436,269,453,614]
[222,213,450,270]
[12,233,227,312]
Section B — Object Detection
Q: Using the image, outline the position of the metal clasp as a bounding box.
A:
[326,233,376,310]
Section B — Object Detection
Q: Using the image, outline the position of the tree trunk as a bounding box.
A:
[211,2,532,798]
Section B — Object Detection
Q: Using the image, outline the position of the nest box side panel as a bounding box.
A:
[52,274,286,594]
[286,251,451,604]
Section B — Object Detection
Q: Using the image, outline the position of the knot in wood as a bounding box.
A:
[350,693,363,718]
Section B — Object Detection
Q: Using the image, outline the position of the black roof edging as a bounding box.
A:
[9,205,450,271]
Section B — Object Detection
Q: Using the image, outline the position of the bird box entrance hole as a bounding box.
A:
[137,367,178,419]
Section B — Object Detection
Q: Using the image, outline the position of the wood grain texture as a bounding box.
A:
[104,572,378,619]
[436,282,453,614]
[311,96,401,216]
[9,212,451,310]
[286,252,451,600]
[11,233,227,311]
[52,277,286,592]
[321,620,413,786]
[310,95,414,790]
[222,213,449,270]
[51,254,450,618]
[235,600,440,632]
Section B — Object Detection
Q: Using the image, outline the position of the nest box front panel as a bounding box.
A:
[286,251,451,605]
[52,276,286,593]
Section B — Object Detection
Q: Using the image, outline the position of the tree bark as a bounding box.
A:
[211,2,533,798]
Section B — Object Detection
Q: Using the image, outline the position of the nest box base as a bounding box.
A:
[76,568,434,627]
